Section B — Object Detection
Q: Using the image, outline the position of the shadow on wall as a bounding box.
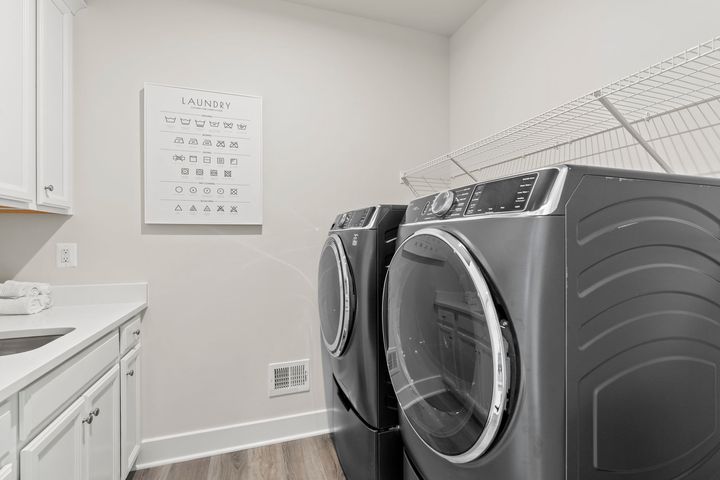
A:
[0,214,70,279]
[138,88,263,237]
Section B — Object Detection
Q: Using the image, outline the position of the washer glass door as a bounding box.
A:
[318,234,354,357]
[384,228,510,463]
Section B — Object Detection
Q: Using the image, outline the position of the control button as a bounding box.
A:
[431,190,455,217]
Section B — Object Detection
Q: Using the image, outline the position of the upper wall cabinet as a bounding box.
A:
[0,0,85,214]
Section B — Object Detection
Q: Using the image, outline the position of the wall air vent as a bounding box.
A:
[269,359,310,397]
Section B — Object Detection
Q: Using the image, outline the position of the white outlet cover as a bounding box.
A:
[56,243,78,268]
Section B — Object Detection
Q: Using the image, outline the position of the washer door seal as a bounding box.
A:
[318,234,355,357]
[383,227,511,463]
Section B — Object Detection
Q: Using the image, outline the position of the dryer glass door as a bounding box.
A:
[384,228,510,464]
[318,234,354,357]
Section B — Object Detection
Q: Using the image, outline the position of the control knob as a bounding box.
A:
[337,212,350,228]
[431,191,455,217]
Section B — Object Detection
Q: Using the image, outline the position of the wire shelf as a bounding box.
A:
[402,36,720,196]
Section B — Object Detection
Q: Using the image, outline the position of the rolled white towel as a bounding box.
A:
[0,296,48,315]
[0,281,51,298]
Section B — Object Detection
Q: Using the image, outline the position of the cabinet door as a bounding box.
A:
[36,0,73,211]
[121,346,141,479]
[0,397,17,480]
[0,0,36,207]
[84,366,120,480]
[20,397,86,480]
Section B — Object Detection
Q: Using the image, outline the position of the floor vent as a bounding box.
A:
[269,359,310,397]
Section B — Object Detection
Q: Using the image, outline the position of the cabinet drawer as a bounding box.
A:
[19,332,119,441]
[120,316,142,355]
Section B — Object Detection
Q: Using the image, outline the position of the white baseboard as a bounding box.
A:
[135,409,330,470]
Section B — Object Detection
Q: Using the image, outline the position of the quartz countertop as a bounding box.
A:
[0,283,148,402]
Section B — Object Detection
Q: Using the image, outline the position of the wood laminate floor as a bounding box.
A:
[130,435,346,480]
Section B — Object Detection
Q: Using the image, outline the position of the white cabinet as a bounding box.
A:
[20,397,85,480]
[36,0,74,212]
[21,366,121,480]
[120,345,141,479]
[84,366,120,480]
[0,398,18,480]
[0,0,36,209]
[0,0,84,214]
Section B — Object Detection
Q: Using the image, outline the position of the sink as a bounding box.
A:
[0,328,75,356]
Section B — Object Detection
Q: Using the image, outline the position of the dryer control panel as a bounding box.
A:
[332,207,376,230]
[407,169,560,223]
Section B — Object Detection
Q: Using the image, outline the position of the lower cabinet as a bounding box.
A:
[21,365,120,480]
[120,345,141,480]
[0,397,17,480]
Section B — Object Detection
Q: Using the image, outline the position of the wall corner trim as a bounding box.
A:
[135,409,330,470]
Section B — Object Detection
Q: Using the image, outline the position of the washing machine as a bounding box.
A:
[383,165,720,480]
[318,205,406,480]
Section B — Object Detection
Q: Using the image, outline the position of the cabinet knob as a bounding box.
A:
[132,329,141,336]
[82,414,94,425]
[44,185,54,193]
[92,408,100,417]
[127,370,135,376]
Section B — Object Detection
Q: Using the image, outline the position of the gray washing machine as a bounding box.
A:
[383,165,720,480]
[318,205,406,480]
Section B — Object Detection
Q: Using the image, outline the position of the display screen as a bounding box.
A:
[465,174,536,215]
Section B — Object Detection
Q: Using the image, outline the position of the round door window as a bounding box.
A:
[383,228,510,463]
[318,235,354,357]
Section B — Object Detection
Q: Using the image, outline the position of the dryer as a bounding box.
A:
[318,205,405,480]
[384,165,720,480]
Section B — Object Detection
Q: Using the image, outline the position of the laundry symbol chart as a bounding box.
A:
[175,186,183,193]
[174,137,184,144]
[217,157,225,165]
[230,188,238,195]
[180,118,191,126]
[204,205,212,212]
[217,205,225,212]
[203,187,212,194]
[224,171,232,178]
[165,116,177,124]
[190,187,198,194]
[229,142,239,149]
[216,140,225,148]
[230,158,238,165]
[175,205,182,212]
[203,139,212,146]
[189,205,197,212]
[203,156,212,163]
[195,120,206,127]
[238,123,247,131]
[188,138,198,145]
[224,122,233,129]
[230,206,238,213]
[217,188,225,195]
[209,121,220,128]
[189,155,198,163]
[173,154,185,162]
[196,169,204,176]
[210,170,218,177]
[180,168,189,175]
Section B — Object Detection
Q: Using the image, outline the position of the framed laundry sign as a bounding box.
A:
[143,83,262,225]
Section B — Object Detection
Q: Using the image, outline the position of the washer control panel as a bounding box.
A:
[409,170,556,224]
[332,207,376,230]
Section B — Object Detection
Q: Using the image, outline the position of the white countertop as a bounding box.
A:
[0,283,148,402]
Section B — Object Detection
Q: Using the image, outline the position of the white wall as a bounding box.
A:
[0,0,448,463]
[450,0,720,149]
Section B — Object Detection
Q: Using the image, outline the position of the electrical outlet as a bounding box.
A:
[56,243,78,268]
